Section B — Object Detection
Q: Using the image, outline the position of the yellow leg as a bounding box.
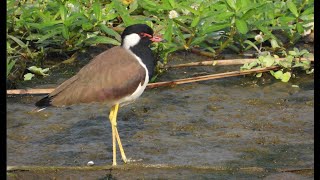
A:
[109,106,117,166]
[109,104,127,165]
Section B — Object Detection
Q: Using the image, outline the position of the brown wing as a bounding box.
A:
[49,46,146,107]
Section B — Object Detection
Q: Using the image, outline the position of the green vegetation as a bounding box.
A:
[7,0,314,82]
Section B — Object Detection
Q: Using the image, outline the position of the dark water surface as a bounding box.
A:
[7,51,314,179]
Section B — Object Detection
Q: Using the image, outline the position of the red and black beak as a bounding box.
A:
[140,33,164,42]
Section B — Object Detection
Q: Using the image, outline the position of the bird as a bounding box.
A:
[35,24,163,166]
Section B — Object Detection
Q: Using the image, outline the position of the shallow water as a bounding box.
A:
[7,51,314,179]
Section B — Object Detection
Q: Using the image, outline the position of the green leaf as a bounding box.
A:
[24,73,35,81]
[210,11,234,21]
[27,21,64,30]
[263,55,275,67]
[175,25,187,45]
[306,68,314,74]
[25,34,43,41]
[289,50,297,56]
[270,70,275,76]
[59,4,67,21]
[301,6,314,16]
[201,23,230,35]
[99,24,121,41]
[240,63,249,70]
[296,23,304,34]
[270,39,280,49]
[286,0,299,17]
[273,70,283,79]
[93,1,101,21]
[299,49,309,56]
[138,0,159,11]
[128,0,138,13]
[244,40,260,52]
[279,60,292,68]
[278,16,296,24]
[256,73,262,77]
[168,0,176,8]
[240,0,250,9]
[36,30,61,43]
[7,35,28,48]
[7,59,16,77]
[85,36,120,46]
[28,66,50,76]
[114,1,134,25]
[281,72,291,82]
[293,47,300,54]
[190,35,207,46]
[235,19,248,34]
[164,20,173,42]
[62,25,69,40]
[242,9,258,20]
[226,0,236,11]
[191,16,200,28]
[82,22,93,30]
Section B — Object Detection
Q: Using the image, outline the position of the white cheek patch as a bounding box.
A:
[122,33,141,49]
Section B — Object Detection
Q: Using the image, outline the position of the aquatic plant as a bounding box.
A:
[7,0,314,82]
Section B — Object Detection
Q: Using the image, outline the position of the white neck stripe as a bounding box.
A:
[122,33,141,49]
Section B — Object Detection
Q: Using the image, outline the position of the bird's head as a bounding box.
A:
[121,24,163,49]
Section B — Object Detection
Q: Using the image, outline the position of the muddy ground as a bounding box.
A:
[7,45,314,179]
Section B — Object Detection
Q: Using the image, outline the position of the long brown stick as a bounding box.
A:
[165,57,314,68]
[6,66,279,95]
[147,66,279,89]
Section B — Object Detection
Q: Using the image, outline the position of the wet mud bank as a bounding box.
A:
[7,50,314,179]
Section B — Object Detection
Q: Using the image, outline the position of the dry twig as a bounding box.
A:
[165,57,314,68]
[7,66,279,95]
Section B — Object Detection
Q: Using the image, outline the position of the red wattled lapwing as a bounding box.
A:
[35,24,163,166]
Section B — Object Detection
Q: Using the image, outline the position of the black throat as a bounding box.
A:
[129,43,156,78]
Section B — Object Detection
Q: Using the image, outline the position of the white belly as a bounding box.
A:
[118,50,149,105]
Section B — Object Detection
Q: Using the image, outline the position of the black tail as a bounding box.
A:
[35,95,52,108]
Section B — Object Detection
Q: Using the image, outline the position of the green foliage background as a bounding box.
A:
[7,0,314,81]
